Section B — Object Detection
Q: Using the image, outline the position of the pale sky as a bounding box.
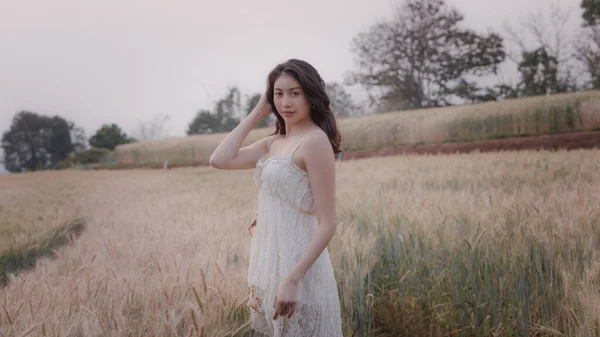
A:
[0,0,584,145]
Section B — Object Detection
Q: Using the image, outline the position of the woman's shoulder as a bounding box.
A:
[304,128,329,144]
[301,129,333,156]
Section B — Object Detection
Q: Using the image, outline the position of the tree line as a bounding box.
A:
[349,0,599,112]
[0,82,359,173]
[185,82,360,136]
[2,0,599,173]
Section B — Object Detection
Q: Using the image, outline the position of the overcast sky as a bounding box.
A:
[0,0,584,145]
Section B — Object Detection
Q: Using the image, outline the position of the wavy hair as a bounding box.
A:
[265,59,342,155]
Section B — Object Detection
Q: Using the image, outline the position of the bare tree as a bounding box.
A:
[576,0,600,89]
[503,1,583,93]
[575,27,600,89]
[136,114,171,141]
[581,0,600,27]
[325,82,361,118]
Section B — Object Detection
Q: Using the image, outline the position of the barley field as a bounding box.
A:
[1,148,600,336]
[110,91,600,169]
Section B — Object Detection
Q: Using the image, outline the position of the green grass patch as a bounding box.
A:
[447,100,586,142]
[358,212,596,336]
[0,218,85,287]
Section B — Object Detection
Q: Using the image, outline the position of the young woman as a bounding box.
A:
[209,59,344,336]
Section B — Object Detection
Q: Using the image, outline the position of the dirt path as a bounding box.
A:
[96,130,600,170]
[341,130,600,161]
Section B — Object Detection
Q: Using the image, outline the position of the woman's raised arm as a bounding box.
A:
[209,93,274,170]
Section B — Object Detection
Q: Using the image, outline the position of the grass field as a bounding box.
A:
[109,91,600,169]
[1,148,600,336]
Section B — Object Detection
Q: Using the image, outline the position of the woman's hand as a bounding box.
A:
[272,278,299,320]
[251,92,273,120]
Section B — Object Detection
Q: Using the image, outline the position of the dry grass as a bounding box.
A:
[110,91,600,168]
[0,172,88,286]
[0,172,83,252]
[1,149,600,336]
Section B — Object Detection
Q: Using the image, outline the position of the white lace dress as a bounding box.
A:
[248,132,343,336]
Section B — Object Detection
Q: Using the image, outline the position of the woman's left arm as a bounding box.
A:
[272,132,338,320]
[286,132,337,285]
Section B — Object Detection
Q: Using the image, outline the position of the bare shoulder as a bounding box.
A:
[297,129,334,172]
[303,129,334,157]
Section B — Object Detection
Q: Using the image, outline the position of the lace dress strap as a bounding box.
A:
[290,129,320,156]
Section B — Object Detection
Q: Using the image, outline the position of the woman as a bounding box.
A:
[209,59,344,336]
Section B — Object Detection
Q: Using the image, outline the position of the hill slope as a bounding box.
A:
[107,91,600,169]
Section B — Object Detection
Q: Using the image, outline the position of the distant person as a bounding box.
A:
[209,59,343,336]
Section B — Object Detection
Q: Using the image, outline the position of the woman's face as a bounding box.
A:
[273,73,311,125]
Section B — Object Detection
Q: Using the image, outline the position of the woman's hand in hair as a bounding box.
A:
[251,92,273,120]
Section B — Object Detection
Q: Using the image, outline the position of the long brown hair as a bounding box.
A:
[265,59,342,155]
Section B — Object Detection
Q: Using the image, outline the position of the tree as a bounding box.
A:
[577,0,600,89]
[503,2,582,95]
[576,31,600,90]
[216,86,243,123]
[347,0,505,111]
[187,87,242,135]
[325,82,361,118]
[517,48,561,96]
[135,114,170,141]
[1,111,76,172]
[89,123,134,150]
[70,122,87,153]
[187,109,221,135]
[582,0,600,27]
